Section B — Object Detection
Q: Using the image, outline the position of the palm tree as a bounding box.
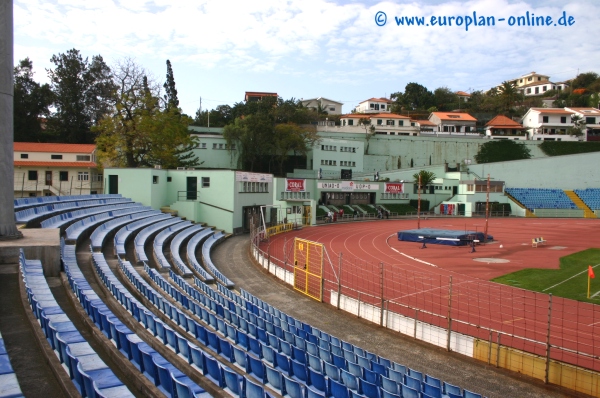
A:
[413,170,436,193]
[569,114,586,137]
[498,81,519,114]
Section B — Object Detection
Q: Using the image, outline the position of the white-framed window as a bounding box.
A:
[202,177,210,187]
[78,172,89,181]
[76,155,91,161]
[201,143,207,149]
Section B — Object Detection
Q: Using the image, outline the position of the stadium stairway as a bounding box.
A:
[504,192,536,217]
[564,190,597,218]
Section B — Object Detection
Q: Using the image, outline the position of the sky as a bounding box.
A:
[13,0,600,117]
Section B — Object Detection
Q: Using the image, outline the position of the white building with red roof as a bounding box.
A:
[521,108,584,141]
[338,113,418,136]
[484,115,526,140]
[565,107,600,141]
[353,97,392,114]
[427,112,478,136]
[13,142,102,197]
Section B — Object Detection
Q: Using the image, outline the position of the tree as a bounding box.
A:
[94,58,199,169]
[498,81,519,114]
[413,170,436,193]
[433,87,459,111]
[571,72,599,89]
[223,114,274,171]
[568,114,586,137]
[163,60,179,111]
[359,117,376,154]
[403,83,434,110]
[46,49,115,144]
[474,140,531,163]
[13,58,53,142]
[271,123,319,176]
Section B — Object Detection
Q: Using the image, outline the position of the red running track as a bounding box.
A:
[260,218,600,371]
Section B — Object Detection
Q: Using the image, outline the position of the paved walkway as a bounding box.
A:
[212,234,585,398]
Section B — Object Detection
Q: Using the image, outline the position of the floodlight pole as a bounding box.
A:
[484,174,490,243]
[417,174,421,229]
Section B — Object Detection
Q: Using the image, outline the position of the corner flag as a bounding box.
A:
[588,265,595,299]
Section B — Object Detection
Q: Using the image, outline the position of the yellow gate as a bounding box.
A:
[293,238,323,301]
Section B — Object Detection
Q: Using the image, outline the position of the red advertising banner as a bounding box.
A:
[384,183,404,193]
[286,179,306,192]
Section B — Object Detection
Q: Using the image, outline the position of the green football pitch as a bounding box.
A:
[492,248,600,303]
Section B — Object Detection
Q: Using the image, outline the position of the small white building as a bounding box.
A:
[427,112,478,135]
[14,142,102,197]
[353,98,392,114]
[485,115,526,140]
[338,113,418,136]
[300,97,343,114]
[521,108,584,141]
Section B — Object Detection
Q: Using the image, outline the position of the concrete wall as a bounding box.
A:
[468,152,600,189]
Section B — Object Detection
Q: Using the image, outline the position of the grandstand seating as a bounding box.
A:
[574,188,600,210]
[40,201,137,230]
[14,192,488,398]
[505,188,577,211]
[64,205,152,243]
[170,224,205,276]
[0,332,25,398]
[90,210,161,251]
[13,194,123,211]
[133,218,185,264]
[113,214,172,257]
[186,228,215,283]
[202,231,233,288]
[153,221,194,271]
[20,248,133,397]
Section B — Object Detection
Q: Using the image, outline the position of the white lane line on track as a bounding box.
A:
[387,233,438,268]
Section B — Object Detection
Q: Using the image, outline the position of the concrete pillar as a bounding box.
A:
[0,0,22,240]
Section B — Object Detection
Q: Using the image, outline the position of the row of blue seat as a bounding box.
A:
[505,188,577,211]
[21,248,132,398]
[15,198,132,224]
[201,231,234,288]
[113,214,172,257]
[0,332,24,398]
[162,261,475,398]
[85,250,211,397]
[64,205,151,243]
[90,210,161,251]
[170,224,206,277]
[574,188,600,210]
[153,221,194,271]
[40,201,136,229]
[114,256,281,398]
[13,194,123,210]
[134,218,185,264]
[186,229,216,282]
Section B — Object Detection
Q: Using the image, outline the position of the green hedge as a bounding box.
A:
[409,199,430,211]
[382,203,418,215]
[539,141,600,156]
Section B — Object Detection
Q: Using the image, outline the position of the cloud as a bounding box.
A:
[12,0,600,115]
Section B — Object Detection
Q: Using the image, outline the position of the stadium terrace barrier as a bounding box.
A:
[265,223,297,238]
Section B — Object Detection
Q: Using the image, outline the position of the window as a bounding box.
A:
[78,172,89,181]
[219,143,224,149]
[201,143,207,149]
[51,154,63,160]
[528,77,532,81]
[534,87,539,94]
[526,88,531,94]
[28,170,37,180]
[399,120,404,126]
[202,177,210,188]
[329,107,335,112]
[153,176,159,184]
[542,116,549,123]
[231,144,236,150]
[543,86,547,92]
[59,171,68,181]
[560,117,567,123]
[20,154,28,159]
[167,177,172,182]
[586,117,596,124]
[76,155,91,161]
[348,120,354,126]
[381,104,386,110]
[386,120,395,126]
[377,119,382,125]
[212,143,217,149]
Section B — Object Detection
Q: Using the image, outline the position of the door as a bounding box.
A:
[45,171,52,185]
[453,186,458,195]
[186,177,197,200]
[108,175,118,194]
